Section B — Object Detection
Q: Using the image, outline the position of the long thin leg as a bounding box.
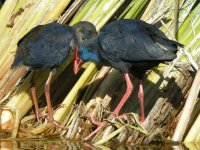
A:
[138,80,145,122]
[45,70,55,122]
[112,73,134,116]
[45,69,67,129]
[30,72,41,121]
[84,73,134,140]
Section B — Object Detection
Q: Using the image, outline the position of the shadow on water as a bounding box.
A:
[0,138,195,150]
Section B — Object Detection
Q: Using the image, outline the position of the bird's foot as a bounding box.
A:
[48,117,67,130]
[84,113,106,141]
[84,113,127,140]
[84,124,105,141]
[88,113,105,126]
[85,113,130,140]
[107,113,116,119]
[118,114,128,120]
[35,110,47,122]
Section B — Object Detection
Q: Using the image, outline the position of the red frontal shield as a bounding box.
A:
[73,47,83,74]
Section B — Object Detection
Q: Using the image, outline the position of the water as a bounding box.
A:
[0,138,193,149]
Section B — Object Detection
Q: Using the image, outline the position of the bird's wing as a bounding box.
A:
[17,23,76,68]
[12,25,45,68]
[98,20,178,62]
[140,21,184,51]
[17,24,45,47]
[14,24,50,65]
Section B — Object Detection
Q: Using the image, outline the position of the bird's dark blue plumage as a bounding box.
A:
[12,22,77,69]
[75,19,183,124]
[78,19,183,77]
[12,21,97,70]
[11,21,97,125]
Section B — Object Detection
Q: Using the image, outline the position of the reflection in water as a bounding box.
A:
[1,139,89,150]
[0,139,191,150]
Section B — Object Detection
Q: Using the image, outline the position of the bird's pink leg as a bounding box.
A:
[45,71,54,121]
[84,73,133,140]
[45,70,66,128]
[138,80,145,122]
[88,113,105,126]
[112,73,134,116]
[84,113,106,140]
[30,72,41,121]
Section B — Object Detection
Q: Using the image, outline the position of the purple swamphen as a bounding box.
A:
[73,19,184,122]
[11,21,97,126]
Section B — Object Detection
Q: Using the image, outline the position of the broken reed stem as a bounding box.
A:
[172,69,200,141]
[184,109,200,142]
[11,109,20,138]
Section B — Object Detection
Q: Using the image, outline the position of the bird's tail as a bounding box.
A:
[168,39,184,48]
[152,34,184,53]
[11,60,22,69]
[11,49,23,69]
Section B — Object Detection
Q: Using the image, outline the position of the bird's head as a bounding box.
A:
[73,45,100,74]
[72,21,97,43]
[72,21,98,74]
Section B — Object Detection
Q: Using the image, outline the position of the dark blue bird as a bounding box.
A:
[12,21,97,125]
[74,19,184,122]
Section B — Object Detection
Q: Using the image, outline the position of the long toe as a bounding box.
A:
[83,113,107,140]
[48,117,67,130]
[84,124,105,141]
[88,113,105,126]
[35,110,46,122]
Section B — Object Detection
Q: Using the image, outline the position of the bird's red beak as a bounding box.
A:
[73,47,83,74]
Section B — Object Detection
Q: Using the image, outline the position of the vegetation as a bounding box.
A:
[0,0,199,147]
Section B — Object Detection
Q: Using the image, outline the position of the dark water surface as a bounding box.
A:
[0,138,195,149]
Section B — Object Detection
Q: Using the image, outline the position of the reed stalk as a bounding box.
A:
[124,0,149,19]
[0,0,73,130]
[70,0,101,25]
[0,0,199,143]
[172,68,200,141]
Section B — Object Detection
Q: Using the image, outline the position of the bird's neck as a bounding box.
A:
[79,46,101,63]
